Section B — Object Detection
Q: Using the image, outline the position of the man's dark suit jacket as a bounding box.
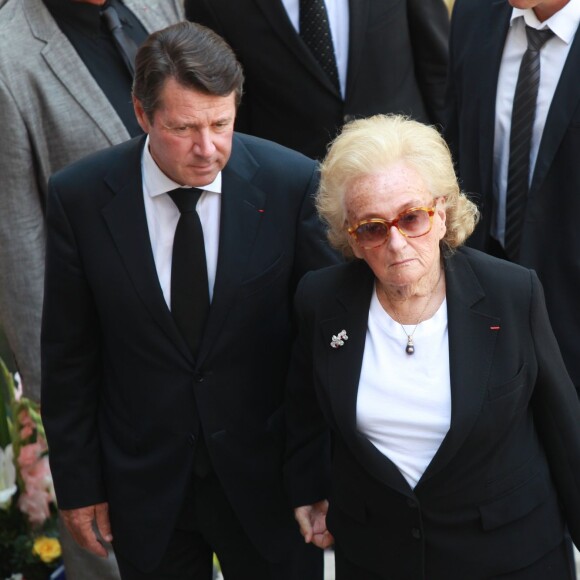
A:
[445,0,580,389]
[185,0,449,159]
[285,247,580,579]
[41,133,338,571]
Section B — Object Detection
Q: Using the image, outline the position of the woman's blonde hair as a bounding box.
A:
[317,114,479,257]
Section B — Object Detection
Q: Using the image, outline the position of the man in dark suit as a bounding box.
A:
[41,21,337,580]
[185,0,450,159]
[445,0,580,390]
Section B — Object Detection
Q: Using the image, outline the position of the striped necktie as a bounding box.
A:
[504,25,554,261]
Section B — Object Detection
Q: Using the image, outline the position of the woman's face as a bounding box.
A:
[345,162,446,293]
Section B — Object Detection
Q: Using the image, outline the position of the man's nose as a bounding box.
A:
[192,130,216,157]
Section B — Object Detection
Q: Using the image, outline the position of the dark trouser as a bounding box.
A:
[115,471,323,580]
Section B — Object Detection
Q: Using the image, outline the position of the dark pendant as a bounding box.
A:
[406,338,415,355]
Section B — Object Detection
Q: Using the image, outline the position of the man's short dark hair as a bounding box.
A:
[132,21,244,120]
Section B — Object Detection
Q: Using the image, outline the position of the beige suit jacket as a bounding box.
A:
[0,0,184,400]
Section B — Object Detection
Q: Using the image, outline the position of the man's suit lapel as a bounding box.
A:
[531,24,580,195]
[344,0,369,100]
[478,0,512,199]
[418,251,500,486]
[25,0,129,146]
[101,135,270,366]
[196,136,266,365]
[101,137,193,362]
[252,0,342,97]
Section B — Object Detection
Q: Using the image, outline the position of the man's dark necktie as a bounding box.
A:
[299,0,340,91]
[101,3,140,76]
[168,188,209,359]
[168,188,212,477]
[504,26,554,261]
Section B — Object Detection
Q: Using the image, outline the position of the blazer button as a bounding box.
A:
[411,528,421,540]
[189,434,196,445]
[407,498,418,509]
[343,114,355,123]
[194,373,204,383]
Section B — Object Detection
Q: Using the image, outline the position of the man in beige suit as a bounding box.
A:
[0,0,183,405]
[0,0,184,577]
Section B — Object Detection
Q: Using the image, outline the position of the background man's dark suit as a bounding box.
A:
[185,0,450,159]
[41,132,337,572]
[445,0,580,389]
[286,247,580,578]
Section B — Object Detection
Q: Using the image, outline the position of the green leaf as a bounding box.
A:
[0,359,14,449]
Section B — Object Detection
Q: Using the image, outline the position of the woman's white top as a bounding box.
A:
[356,285,451,489]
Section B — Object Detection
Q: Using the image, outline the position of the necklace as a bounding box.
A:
[383,268,442,355]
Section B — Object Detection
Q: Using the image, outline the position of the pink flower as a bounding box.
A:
[18,409,35,440]
[17,443,42,470]
[18,488,52,526]
[19,425,34,440]
[21,455,50,489]
[16,444,55,525]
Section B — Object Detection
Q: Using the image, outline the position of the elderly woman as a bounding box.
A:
[284,115,580,579]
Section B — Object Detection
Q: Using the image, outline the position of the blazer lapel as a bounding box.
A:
[101,138,192,362]
[196,138,266,364]
[418,251,500,486]
[25,0,128,146]
[323,253,502,495]
[253,0,342,97]
[321,262,413,497]
[478,0,512,199]
[531,24,580,194]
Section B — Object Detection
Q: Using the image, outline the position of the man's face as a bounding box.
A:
[509,0,569,20]
[134,78,236,187]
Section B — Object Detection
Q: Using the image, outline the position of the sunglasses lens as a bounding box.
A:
[351,208,433,248]
[355,221,389,247]
[398,209,431,237]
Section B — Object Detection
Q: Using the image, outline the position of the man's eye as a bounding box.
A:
[170,126,192,136]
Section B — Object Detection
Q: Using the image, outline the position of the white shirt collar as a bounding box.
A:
[142,135,222,198]
[511,0,580,44]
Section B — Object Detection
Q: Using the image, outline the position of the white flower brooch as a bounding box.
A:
[330,329,348,349]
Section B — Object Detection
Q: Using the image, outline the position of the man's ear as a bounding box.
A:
[132,96,151,134]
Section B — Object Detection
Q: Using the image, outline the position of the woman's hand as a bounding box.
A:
[294,500,334,549]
